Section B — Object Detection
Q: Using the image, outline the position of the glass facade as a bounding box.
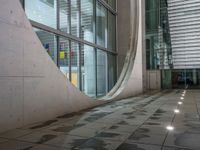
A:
[146,0,200,90]
[162,69,200,89]
[22,0,117,98]
[145,0,172,70]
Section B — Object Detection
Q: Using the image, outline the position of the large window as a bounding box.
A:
[103,0,116,10]
[71,0,80,37]
[81,0,94,43]
[25,0,57,28]
[96,2,107,48]
[71,41,80,88]
[59,37,70,78]
[108,12,116,51]
[23,0,117,98]
[97,50,108,97]
[34,28,57,64]
[81,45,96,97]
[59,0,70,33]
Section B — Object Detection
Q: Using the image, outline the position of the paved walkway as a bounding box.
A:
[0,90,200,150]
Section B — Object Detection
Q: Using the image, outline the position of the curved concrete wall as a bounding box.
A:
[0,0,144,133]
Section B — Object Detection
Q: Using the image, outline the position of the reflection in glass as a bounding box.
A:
[97,50,108,97]
[59,37,70,79]
[103,0,116,10]
[108,0,116,10]
[71,41,80,88]
[108,12,116,51]
[96,2,107,48]
[34,28,57,64]
[25,0,57,28]
[108,54,117,91]
[23,0,117,98]
[59,0,70,33]
[81,45,96,97]
[71,0,80,37]
[81,0,94,43]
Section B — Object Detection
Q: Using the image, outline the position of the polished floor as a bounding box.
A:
[0,90,200,150]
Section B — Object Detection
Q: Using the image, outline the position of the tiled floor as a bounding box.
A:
[0,90,200,150]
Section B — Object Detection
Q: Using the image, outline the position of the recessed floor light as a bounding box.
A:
[166,125,174,131]
[178,101,183,105]
[174,109,180,113]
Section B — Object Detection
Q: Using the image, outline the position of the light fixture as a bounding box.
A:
[166,125,174,131]
[178,101,183,105]
[174,109,180,113]
[180,97,184,100]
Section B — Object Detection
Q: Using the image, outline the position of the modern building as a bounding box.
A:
[0,1,200,148]
[145,0,200,89]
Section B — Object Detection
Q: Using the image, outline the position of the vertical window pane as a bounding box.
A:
[71,41,80,88]
[108,12,116,51]
[108,0,116,10]
[25,0,57,28]
[59,37,70,79]
[59,0,70,33]
[97,50,108,97]
[71,0,80,37]
[35,28,57,64]
[81,45,96,97]
[96,2,107,48]
[108,54,117,91]
[103,0,116,10]
[81,0,94,43]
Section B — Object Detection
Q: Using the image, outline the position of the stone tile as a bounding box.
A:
[162,146,192,150]
[2,90,200,149]
[0,129,32,139]
[77,138,122,150]
[17,131,61,144]
[127,131,166,145]
[68,127,100,138]
[83,122,113,131]
[107,125,138,134]
[138,125,168,135]
[95,130,130,142]
[164,131,200,149]
[0,140,36,150]
[45,134,89,149]
[116,142,161,150]
[31,145,67,150]
[44,124,74,134]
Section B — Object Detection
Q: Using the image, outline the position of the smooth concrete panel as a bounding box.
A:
[114,0,144,99]
[0,77,23,132]
[0,22,23,77]
[117,0,131,76]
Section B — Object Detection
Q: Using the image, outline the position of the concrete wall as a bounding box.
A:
[117,0,131,76]
[115,0,145,98]
[146,70,161,90]
[0,0,145,133]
